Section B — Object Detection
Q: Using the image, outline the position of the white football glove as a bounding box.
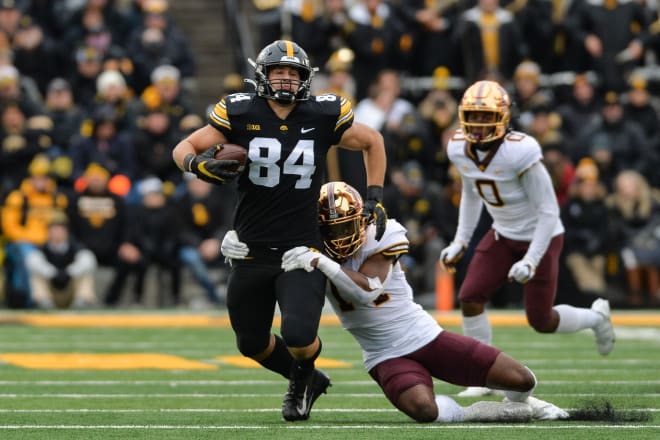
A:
[220,230,249,260]
[439,241,466,273]
[508,259,536,284]
[281,246,321,272]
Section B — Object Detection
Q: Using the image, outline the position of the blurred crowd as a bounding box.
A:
[0,0,235,310]
[1,0,659,310]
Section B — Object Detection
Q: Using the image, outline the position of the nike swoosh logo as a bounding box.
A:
[296,386,308,415]
[301,127,315,133]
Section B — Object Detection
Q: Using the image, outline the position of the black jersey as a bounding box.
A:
[208,92,354,248]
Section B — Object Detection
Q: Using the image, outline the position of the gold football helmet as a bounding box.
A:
[458,80,511,143]
[318,181,367,260]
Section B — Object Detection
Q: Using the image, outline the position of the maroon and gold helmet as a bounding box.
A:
[318,181,367,260]
[458,80,511,143]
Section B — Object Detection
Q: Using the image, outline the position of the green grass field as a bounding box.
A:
[0,309,658,440]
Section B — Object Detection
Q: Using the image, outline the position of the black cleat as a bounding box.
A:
[282,368,331,422]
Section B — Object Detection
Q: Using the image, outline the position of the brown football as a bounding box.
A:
[213,143,247,171]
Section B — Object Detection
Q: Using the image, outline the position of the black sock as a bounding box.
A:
[294,338,322,373]
[257,335,294,379]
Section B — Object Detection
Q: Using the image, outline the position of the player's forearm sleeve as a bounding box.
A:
[316,255,385,305]
[454,180,483,245]
[521,163,560,267]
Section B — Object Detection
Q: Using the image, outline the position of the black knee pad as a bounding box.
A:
[236,333,270,357]
[281,326,317,349]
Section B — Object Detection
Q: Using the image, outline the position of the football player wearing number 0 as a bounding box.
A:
[172,40,387,422]
[440,81,615,397]
[276,182,569,422]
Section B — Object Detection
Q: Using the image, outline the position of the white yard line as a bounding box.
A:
[0,408,656,413]
[0,379,659,386]
[0,392,658,398]
[0,424,657,430]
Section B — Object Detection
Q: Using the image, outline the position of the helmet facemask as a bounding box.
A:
[318,182,367,261]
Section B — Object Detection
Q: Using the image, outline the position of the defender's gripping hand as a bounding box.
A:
[362,185,387,241]
[221,230,249,260]
[183,145,239,184]
[508,259,536,284]
[281,246,321,272]
[439,241,466,273]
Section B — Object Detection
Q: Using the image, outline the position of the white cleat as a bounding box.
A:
[525,396,569,421]
[457,386,493,397]
[591,298,615,355]
[463,401,533,423]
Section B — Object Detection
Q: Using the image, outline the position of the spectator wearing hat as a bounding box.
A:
[1,154,68,307]
[129,64,194,135]
[577,91,650,190]
[131,103,183,189]
[25,211,98,309]
[622,74,660,187]
[417,89,459,184]
[556,74,602,162]
[510,60,555,133]
[69,103,136,188]
[0,0,58,92]
[125,0,195,95]
[0,103,33,193]
[44,77,84,153]
[84,69,136,132]
[106,176,180,307]
[101,45,137,94]
[66,162,133,305]
[59,0,132,51]
[69,45,105,106]
[0,64,43,117]
[315,48,356,104]
[560,158,611,305]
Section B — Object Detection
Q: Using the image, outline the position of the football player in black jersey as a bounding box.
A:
[172,40,387,422]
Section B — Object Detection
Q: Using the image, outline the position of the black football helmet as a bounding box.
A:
[250,40,315,104]
[318,181,367,261]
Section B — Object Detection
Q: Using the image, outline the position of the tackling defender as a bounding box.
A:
[264,181,567,422]
[439,80,615,397]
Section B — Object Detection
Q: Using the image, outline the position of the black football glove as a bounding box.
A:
[183,145,240,184]
[362,185,387,241]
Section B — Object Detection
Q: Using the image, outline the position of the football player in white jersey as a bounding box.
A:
[440,80,615,397]
[274,181,568,422]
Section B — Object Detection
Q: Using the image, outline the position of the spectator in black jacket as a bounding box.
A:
[175,173,235,305]
[561,158,610,299]
[66,162,130,306]
[25,211,98,309]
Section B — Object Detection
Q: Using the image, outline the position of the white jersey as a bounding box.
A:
[446,129,564,240]
[326,219,442,371]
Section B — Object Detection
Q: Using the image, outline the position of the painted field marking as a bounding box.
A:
[0,353,216,370]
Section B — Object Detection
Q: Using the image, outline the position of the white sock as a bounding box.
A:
[504,366,536,402]
[462,313,492,345]
[435,395,465,422]
[553,304,601,333]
